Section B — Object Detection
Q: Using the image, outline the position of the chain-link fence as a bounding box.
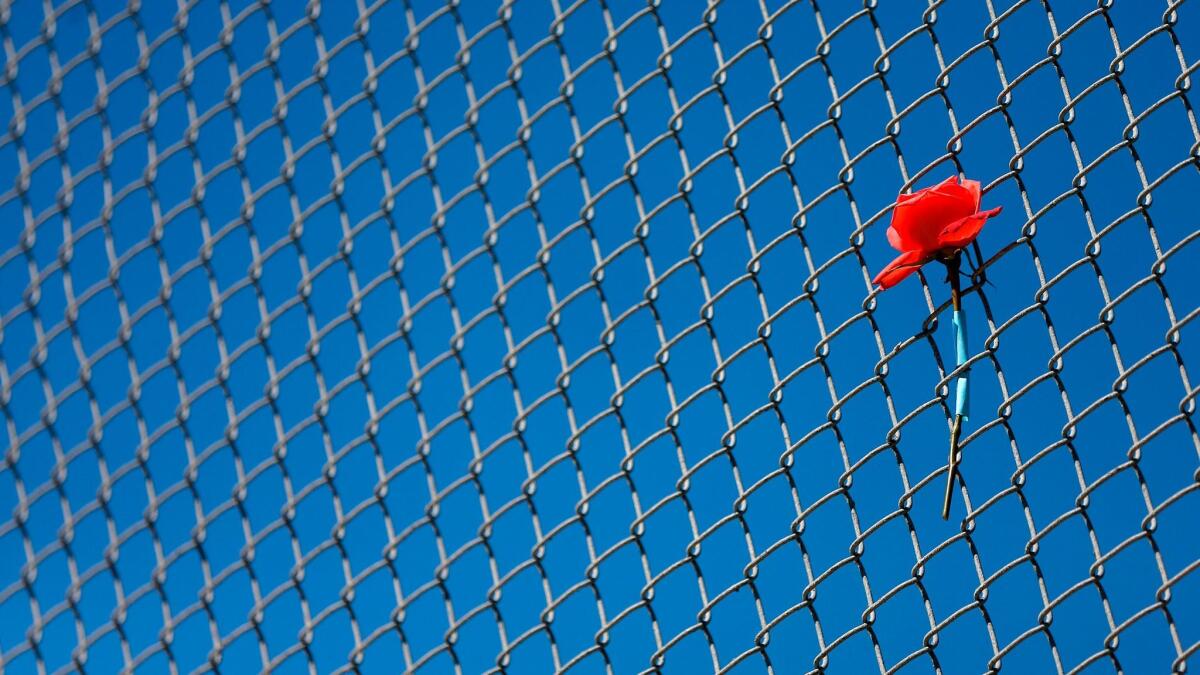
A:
[2,0,1199,672]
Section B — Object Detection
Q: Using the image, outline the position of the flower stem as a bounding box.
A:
[942,252,967,520]
[943,415,963,520]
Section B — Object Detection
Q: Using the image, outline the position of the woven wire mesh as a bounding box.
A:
[2,0,1200,672]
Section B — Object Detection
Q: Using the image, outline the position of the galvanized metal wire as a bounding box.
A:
[2,0,1199,673]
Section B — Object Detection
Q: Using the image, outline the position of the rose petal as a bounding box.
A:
[936,206,1002,250]
[926,176,973,207]
[930,175,962,193]
[890,177,978,252]
[873,249,931,290]
[886,225,905,252]
[959,178,982,213]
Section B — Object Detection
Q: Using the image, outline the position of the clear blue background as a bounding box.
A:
[1,0,1199,673]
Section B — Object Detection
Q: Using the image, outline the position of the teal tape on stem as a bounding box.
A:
[952,308,969,420]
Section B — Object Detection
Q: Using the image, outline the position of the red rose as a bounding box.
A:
[872,176,1002,289]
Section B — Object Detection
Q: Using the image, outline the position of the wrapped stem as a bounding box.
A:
[942,253,969,520]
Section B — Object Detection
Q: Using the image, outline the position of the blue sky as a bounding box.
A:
[1,0,1199,673]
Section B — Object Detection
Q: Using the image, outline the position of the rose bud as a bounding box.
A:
[873,176,1002,290]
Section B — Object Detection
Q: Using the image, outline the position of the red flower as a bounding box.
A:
[873,176,1002,289]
